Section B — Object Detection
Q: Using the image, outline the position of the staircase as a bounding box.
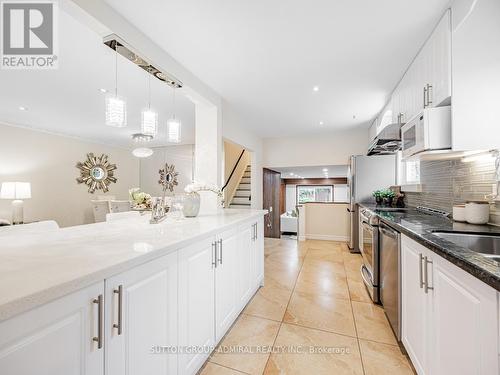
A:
[229,165,251,209]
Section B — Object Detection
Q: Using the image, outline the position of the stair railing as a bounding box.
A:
[221,149,246,192]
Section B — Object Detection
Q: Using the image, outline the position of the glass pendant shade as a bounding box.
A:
[167,117,181,143]
[141,109,158,137]
[105,95,127,127]
[132,147,154,158]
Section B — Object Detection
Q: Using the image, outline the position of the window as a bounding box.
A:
[297,185,333,204]
[405,160,421,184]
[397,151,422,192]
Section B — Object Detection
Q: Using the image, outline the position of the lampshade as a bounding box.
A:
[167,117,181,143]
[0,182,31,199]
[141,109,158,137]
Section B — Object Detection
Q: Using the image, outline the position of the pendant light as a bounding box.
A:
[141,73,158,137]
[166,86,181,143]
[105,42,127,127]
[131,133,153,158]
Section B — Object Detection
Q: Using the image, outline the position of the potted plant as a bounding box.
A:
[373,190,384,205]
[382,189,396,206]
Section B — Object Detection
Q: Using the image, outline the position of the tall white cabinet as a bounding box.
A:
[401,235,499,375]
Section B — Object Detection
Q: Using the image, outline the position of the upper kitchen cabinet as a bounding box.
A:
[451,0,500,151]
[390,10,451,125]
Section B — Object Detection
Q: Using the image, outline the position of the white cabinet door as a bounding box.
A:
[452,0,500,151]
[430,253,499,375]
[178,237,216,375]
[427,9,451,108]
[237,224,254,310]
[401,236,428,375]
[253,218,265,285]
[215,228,239,342]
[0,282,104,375]
[105,252,178,375]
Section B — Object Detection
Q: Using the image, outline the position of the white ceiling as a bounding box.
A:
[0,9,195,149]
[274,165,348,179]
[105,0,450,138]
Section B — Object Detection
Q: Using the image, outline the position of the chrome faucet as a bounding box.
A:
[150,197,167,224]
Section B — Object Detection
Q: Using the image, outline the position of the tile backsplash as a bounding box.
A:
[404,157,500,225]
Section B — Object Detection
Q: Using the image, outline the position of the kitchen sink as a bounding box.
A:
[432,231,500,261]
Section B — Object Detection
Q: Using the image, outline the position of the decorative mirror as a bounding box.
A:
[76,153,117,193]
[158,163,179,192]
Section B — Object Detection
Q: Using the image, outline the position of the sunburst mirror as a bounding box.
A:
[76,153,117,193]
[158,163,179,192]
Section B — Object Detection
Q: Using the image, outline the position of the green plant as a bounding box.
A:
[372,190,384,199]
[382,189,396,199]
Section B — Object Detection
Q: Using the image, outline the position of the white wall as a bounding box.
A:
[140,145,194,197]
[0,123,139,227]
[263,127,368,167]
[304,203,350,241]
[285,185,297,212]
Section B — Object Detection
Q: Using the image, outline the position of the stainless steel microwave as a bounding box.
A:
[401,106,451,159]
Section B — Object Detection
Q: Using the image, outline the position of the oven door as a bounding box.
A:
[401,113,425,158]
[359,221,376,276]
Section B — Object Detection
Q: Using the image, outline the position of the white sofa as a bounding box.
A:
[280,212,298,233]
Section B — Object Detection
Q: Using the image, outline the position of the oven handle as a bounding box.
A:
[360,264,373,288]
[361,221,375,232]
[379,223,398,239]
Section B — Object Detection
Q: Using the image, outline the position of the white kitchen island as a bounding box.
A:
[0,209,266,375]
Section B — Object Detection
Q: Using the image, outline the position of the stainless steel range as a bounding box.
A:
[359,207,380,303]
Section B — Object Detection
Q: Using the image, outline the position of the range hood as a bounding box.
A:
[367,122,402,156]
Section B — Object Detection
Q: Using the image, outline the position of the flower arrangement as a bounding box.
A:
[129,188,153,209]
[184,182,223,197]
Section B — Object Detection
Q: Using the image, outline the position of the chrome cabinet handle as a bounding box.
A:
[427,84,433,106]
[218,239,223,264]
[419,253,424,289]
[423,86,428,108]
[92,294,103,349]
[255,223,258,240]
[212,241,217,268]
[424,256,434,294]
[113,285,123,335]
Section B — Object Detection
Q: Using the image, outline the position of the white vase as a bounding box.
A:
[183,192,201,217]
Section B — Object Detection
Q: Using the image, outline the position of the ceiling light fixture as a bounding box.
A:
[18,106,27,111]
[131,133,153,158]
[98,88,108,93]
[166,86,181,143]
[313,86,319,92]
[322,168,328,172]
[141,74,158,137]
[105,45,127,128]
[319,121,324,126]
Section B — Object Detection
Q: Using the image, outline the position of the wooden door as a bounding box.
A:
[263,168,281,238]
[105,252,178,375]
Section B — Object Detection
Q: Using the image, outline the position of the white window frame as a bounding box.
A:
[397,152,423,192]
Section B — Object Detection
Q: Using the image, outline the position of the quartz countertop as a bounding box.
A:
[0,209,266,322]
[358,203,500,291]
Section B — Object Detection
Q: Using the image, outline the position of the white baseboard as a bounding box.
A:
[305,234,349,242]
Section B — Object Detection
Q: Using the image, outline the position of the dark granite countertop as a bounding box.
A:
[358,202,500,292]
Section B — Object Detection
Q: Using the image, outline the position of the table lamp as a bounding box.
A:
[0,182,31,224]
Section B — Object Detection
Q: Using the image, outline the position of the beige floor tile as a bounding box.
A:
[302,258,347,277]
[284,291,356,337]
[295,270,350,300]
[210,315,280,375]
[244,283,292,321]
[264,323,364,375]
[345,265,363,283]
[343,256,363,274]
[359,339,414,375]
[306,247,344,262]
[351,301,397,345]
[199,362,248,375]
[347,278,372,303]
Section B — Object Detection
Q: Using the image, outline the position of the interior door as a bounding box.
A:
[263,168,281,238]
[0,282,104,375]
[215,228,239,342]
[105,252,178,375]
[178,237,216,375]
